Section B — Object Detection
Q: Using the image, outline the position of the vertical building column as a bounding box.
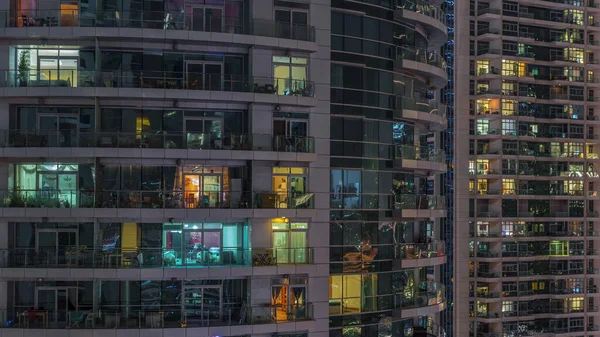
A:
[454,0,474,336]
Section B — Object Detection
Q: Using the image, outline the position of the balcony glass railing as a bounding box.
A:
[0,71,315,97]
[395,194,446,210]
[0,11,316,41]
[396,47,447,70]
[396,96,447,118]
[328,282,445,315]
[394,0,447,25]
[0,247,313,268]
[0,130,315,153]
[0,190,314,209]
[0,304,313,329]
[395,241,446,259]
[395,145,446,163]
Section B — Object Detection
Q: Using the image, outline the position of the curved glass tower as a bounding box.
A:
[329,0,449,336]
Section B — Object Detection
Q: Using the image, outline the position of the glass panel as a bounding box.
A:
[58,174,77,207]
[204,64,222,91]
[203,287,221,319]
[58,116,78,147]
[186,119,205,148]
[273,232,290,263]
[184,175,201,208]
[59,59,78,87]
[184,287,205,322]
[205,8,223,32]
[38,231,57,264]
[291,176,306,195]
[203,231,221,264]
[56,289,67,322]
[204,119,222,146]
[38,289,56,311]
[187,63,203,90]
[192,7,205,31]
[290,121,307,136]
[185,231,203,264]
[272,286,288,320]
[290,231,307,263]
[39,116,59,147]
[292,12,308,40]
[202,175,221,207]
[290,286,307,319]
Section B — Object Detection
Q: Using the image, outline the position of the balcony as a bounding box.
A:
[0,247,314,269]
[394,241,446,268]
[394,0,447,47]
[0,71,316,98]
[394,47,447,88]
[394,145,446,173]
[0,10,317,42]
[0,130,315,155]
[0,304,313,329]
[394,96,447,129]
[393,281,446,317]
[0,190,314,210]
[393,194,446,218]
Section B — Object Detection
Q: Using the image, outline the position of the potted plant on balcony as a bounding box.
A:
[17,50,30,87]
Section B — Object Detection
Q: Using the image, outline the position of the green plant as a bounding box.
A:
[17,50,30,86]
[9,192,25,207]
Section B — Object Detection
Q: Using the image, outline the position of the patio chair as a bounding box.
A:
[68,312,86,328]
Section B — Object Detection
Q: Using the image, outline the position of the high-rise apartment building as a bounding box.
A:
[456,1,600,336]
[329,0,448,336]
[0,1,331,337]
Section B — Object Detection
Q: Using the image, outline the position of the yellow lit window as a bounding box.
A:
[502,81,516,95]
[477,159,489,174]
[501,99,516,116]
[469,161,475,174]
[477,179,488,194]
[567,297,584,312]
[564,10,584,25]
[564,48,584,63]
[502,179,515,195]
[469,180,475,194]
[502,60,517,76]
[477,60,490,75]
[549,240,569,256]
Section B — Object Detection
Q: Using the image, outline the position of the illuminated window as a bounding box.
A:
[567,297,584,312]
[476,60,490,75]
[549,240,569,256]
[477,159,489,174]
[564,66,583,81]
[568,142,584,157]
[469,160,475,174]
[502,60,517,76]
[477,120,490,134]
[502,179,515,195]
[565,180,584,195]
[564,10,584,25]
[469,180,475,194]
[502,301,516,314]
[563,48,584,63]
[477,179,488,194]
[502,119,516,135]
[502,222,515,237]
[501,99,516,116]
[501,80,516,95]
[531,281,545,290]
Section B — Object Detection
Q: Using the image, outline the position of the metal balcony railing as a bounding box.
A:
[0,130,315,153]
[0,11,316,41]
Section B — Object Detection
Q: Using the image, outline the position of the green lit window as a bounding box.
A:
[549,241,569,256]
